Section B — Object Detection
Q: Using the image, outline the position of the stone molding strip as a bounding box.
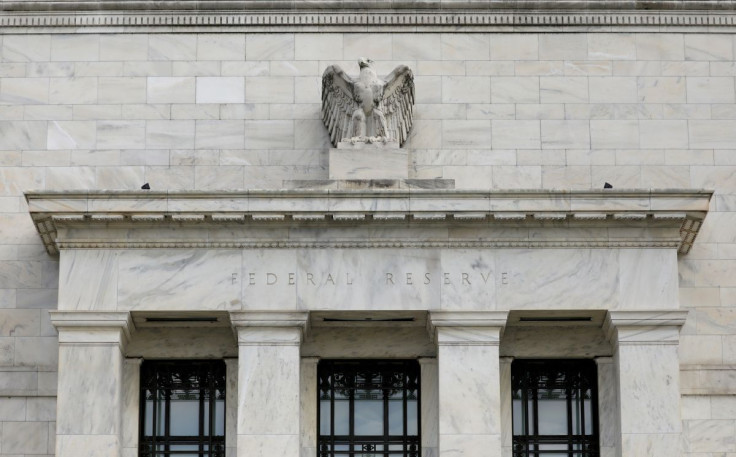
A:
[25,189,712,256]
[52,239,683,250]
[3,4,736,31]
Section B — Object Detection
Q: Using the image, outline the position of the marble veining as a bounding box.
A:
[496,249,619,310]
[59,249,118,310]
[617,344,681,434]
[238,344,300,435]
[57,344,123,435]
[117,249,242,310]
[438,344,500,435]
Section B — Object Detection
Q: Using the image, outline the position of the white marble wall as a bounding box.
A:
[1,29,736,457]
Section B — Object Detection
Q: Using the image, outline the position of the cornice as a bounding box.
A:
[3,1,736,32]
[25,188,712,256]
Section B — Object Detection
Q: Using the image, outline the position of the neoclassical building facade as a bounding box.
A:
[0,1,735,457]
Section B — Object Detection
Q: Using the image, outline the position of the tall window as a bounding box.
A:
[318,360,420,457]
[140,360,226,457]
[512,359,599,457]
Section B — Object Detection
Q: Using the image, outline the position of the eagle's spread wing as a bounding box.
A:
[380,65,415,146]
[322,65,357,147]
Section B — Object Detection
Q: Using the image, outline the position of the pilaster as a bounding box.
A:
[230,311,309,457]
[595,357,617,457]
[300,356,319,457]
[49,311,134,457]
[604,310,688,457]
[121,358,142,457]
[224,358,238,457]
[419,357,439,457]
[499,356,514,457]
[429,311,509,457]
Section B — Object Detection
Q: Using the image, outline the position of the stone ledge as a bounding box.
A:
[3,5,736,31]
[25,188,713,256]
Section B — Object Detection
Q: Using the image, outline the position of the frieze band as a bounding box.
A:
[3,10,736,31]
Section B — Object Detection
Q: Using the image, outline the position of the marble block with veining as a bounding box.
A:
[283,178,455,190]
[329,142,408,180]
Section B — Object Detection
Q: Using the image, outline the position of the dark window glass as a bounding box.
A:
[512,359,599,457]
[140,360,226,457]
[318,360,420,457]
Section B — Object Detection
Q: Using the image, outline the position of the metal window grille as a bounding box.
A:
[318,360,421,457]
[512,359,599,457]
[139,360,226,457]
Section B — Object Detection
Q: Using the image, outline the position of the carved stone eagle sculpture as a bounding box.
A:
[322,58,415,147]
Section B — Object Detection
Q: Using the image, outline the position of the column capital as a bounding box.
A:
[603,310,689,346]
[49,311,134,349]
[229,311,309,345]
[428,311,509,345]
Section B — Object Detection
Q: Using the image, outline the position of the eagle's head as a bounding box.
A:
[358,57,374,69]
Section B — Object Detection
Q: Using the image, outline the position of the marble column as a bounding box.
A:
[604,310,688,457]
[429,311,508,457]
[122,358,142,457]
[419,357,439,457]
[300,356,319,457]
[595,357,616,457]
[225,358,238,457]
[49,311,133,457]
[498,357,513,457]
[230,311,309,457]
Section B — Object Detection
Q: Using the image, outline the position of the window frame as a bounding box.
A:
[139,359,226,457]
[317,359,421,457]
[511,359,599,457]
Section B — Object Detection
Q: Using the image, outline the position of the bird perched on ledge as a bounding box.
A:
[322,58,415,147]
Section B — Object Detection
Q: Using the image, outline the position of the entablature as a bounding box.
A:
[26,188,712,256]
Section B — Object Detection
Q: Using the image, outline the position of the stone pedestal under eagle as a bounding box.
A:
[322,58,415,147]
